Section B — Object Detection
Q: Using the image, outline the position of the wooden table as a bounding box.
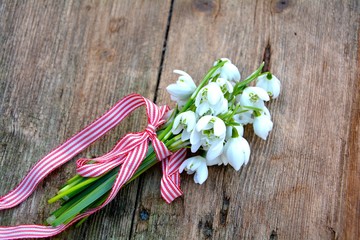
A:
[0,0,359,239]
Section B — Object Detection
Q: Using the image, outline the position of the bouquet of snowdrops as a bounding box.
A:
[46,58,281,227]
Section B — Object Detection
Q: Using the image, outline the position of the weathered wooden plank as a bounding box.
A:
[132,0,359,239]
[0,0,170,239]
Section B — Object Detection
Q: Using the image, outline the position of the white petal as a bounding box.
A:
[221,63,241,82]
[179,159,190,173]
[197,102,211,116]
[166,84,192,100]
[181,130,191,141]
[206,156,222,166]
[185,111,197,131]
[225,137,250,171]
[216,98,228,115]
[207,83,222,105]
[206,141,224,161]
[195,88,204,106]
[173,69,192,79]
[262,106,271,118]
[190,130,201,148]
[213,118,226,137]
[194,163,208,184]
[251,87,270,101]
[270,75,281,98]
[172,125,182,135]
[172,115,182,134]
[191,138,202,153]
[221,153,229,165]
[226,80,234,93]
[226,126,233,139]
[196,115,213,131]
[253,115,273,140]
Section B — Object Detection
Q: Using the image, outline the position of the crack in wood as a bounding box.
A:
[153,0,175,104]
[269,229,278,240]
[262,41,272,72]
[220,192,230,225]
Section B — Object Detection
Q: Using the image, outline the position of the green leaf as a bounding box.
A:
[51,174,117,226]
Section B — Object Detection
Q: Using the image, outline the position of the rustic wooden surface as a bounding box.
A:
[0,0,359,239]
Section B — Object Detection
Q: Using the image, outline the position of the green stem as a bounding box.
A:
[232,62,265,96]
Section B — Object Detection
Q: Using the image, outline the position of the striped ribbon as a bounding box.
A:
[0,94,186,239]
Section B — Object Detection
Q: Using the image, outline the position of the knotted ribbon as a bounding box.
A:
[0,94,186,239]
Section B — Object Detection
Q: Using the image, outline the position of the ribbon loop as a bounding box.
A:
[161,149,187,203]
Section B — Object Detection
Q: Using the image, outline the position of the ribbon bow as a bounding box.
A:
[76,96,171,178]
[0,94,186,239]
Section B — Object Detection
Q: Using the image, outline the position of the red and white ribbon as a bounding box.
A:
[0,94,186,239]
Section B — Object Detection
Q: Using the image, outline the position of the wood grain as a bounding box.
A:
[133,0,360,239]
[0,0,171,239]
[0,0,359,239]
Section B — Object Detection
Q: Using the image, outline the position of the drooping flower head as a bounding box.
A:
[195,82,228,116]
[213,77,233,94]
[237,86,270,109]
[256,73,281,99]
[166,70,196,107]
[253,106,273,140]
[179,156,208,184]
[190,115,226,161]
[223,136,251,171]
[172,111,197,141]
[213,58,241,83]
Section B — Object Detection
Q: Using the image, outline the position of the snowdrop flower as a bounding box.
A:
[166,70,196,107]
[179,156,208,184]
[256,73,281,99]
[223,136,251,171]
[237,86,270,109]
[172,111,197,141]
[195,82,228,116]
[214,58,241,83]
[253,109,273,140]
[214,77,233,94]
[190,116,226,161]
[207,135,250,171]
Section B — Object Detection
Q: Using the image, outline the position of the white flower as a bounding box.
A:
[195,82,228,116]
[166,70,196,106]
[207,136,250,171]
[179,156,208,184]
[256,73,281,99]
[214,77,233,94]
[190,116,226,161]
[223,136,251,171]
[253,110,273,140]
[214,58,241,83]
[238,86,270,109]
[172,111,197,141]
